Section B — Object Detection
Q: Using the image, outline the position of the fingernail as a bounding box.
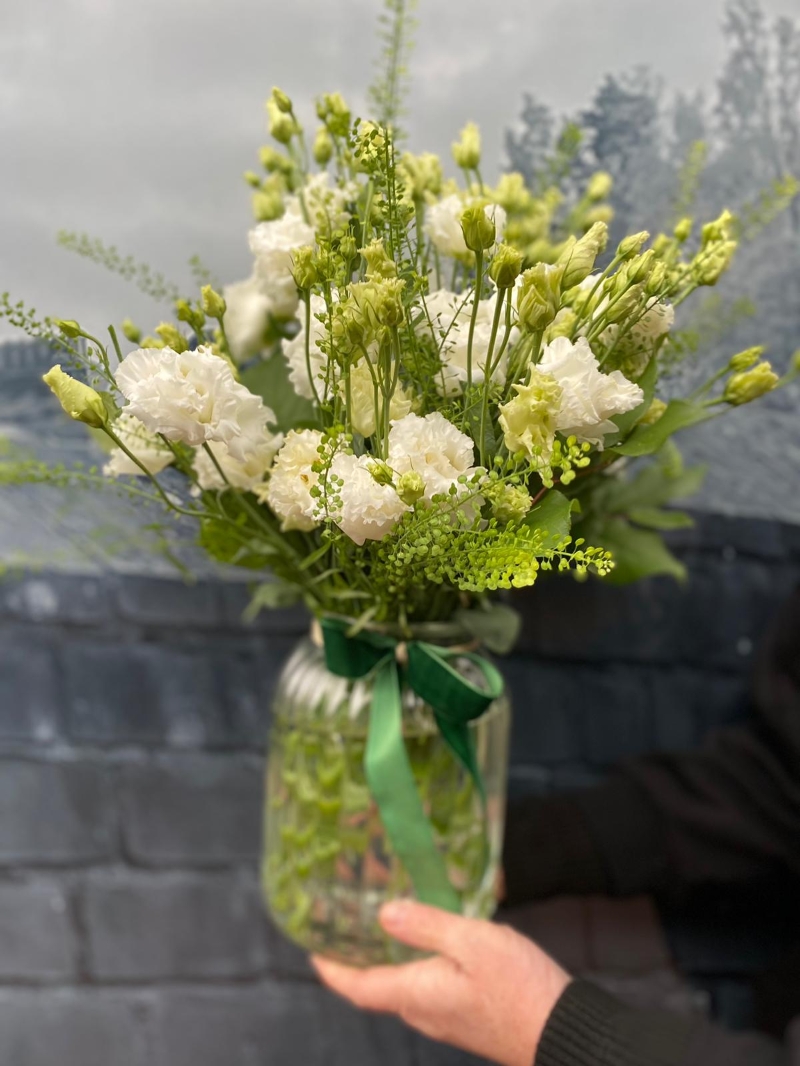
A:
[380,900,411,928]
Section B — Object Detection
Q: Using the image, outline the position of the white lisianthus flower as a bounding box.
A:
[345,359,414,438]
[631,300,675,343]
[423,288,516,397]
[424,195,506,259]
[539,336,644,447]
[282,293,329,401]
[249,211,315,320]
[193,424,283,494]
[259,428,323,532]
[329,452,408,545]
[103,412,175,478]
[222,276,272,364]
[388,411,481,504]
[115,346,273,462]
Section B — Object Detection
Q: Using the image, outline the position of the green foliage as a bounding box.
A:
[240,354,318,433]
[586,518,687,584]
[367,0,417,137]
[611,400,712,457]
[57,231,181,304]
[523,489,573,549]
[454,602,522,655]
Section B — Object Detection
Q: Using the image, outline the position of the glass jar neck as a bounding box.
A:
[312,613,477,650]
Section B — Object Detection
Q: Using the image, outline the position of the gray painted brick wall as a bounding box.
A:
[0,514,798,1063]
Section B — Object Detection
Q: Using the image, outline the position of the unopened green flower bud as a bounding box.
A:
[728,346,764,373]
[702,209,736,248]
[639,397,667,426]
[266,98,297,145]
[606,283,645,325]
[488,243,523,288]
[460,203,496,252]
[493,172,531,214]
[175,298,206,334]
[652,234,675,258]
[121,318,141,344]
[349,278,405,330]
[617,231,650,260]
[586,171,613,203]
[692,241,737,286]
[399,151,443,200]
[452,121,481,170]
[259,146,292,174]
[516,263,563,333]
[243,170,261,188]
[397,470,425,506]
[360,238,397,280]
[201,285,227,320]
[338,234,358,263]
[316,92,351,138]
[627,248,656,284]
[559,222,608,288]
[367,459,395,487]
[139,335,165,349]
[291,246,318,290]
[155,322,188,353]
[43,364,108,429]
[492,483,533,524]
[645,261,668,297]
[724,362,779,405]
[271,87,293,114]
[53,318,82,339]
[674,217,693,243]
[584,204,615,227]
[252,189,284,222]
[543,310,577,343]
[312,126,334,165]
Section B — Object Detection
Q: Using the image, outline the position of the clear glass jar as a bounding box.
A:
[262,631,511,965]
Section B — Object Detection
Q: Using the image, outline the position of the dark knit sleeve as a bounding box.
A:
[536,981,790,1066]
[502,776,665,907]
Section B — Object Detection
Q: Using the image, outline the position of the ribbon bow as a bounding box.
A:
[320,615,504,913]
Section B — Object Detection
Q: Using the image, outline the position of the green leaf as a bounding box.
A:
[605,355,658,445]
[240,354,318,434]
[591,461,706,515]
[243,581,302,621]
[593,518,687,585]
[628,507,695,530]
[523,489,573,550]
[455,603,521,655]
[611,400,711,457]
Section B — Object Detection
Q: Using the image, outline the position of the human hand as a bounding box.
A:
[312,900,571,1066]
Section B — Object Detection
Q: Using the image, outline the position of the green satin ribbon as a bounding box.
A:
[320,616,504,913]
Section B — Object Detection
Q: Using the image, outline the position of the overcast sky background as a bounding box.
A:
[2,0,797,342]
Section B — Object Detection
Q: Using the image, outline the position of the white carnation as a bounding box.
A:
[193,425,283,494]
[329,452,408,546]
[222,275,271,363]
[388,411,480,503]
[103,412,174,478]
[259,428,323,532]
[424,195,506,259]
[115,345,274,462]
[538,336,644,447]
[282,293,329,401]
[249,210,315,320]
[423,288,515,397]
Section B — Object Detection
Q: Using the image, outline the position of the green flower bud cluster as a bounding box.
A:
[155,322,188,353]
[266,97,298,145]
[348,277,406,331]
[399,152,443,201]
[200,285,226,321]
[175,298,206,335]
[488,483,533,524]
[586,172,613,203]
[313,127,334,166]
[492,173,532,215]
[724,362,779,405]
[360,239,397,280]
[121,318,141,344]
[316,92,351,138]
[396,471,425,506]
[728,346,764,373]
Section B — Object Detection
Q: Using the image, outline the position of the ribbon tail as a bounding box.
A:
[364,659,462,913]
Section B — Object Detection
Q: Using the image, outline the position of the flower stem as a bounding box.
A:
[465,248,484,397]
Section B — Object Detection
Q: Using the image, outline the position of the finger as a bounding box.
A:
[378,900,473,962]
[311,955,422,1014]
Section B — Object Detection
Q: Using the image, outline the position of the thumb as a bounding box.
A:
[379,900,472,962]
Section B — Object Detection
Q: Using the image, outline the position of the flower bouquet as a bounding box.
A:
[4,9,797,965]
